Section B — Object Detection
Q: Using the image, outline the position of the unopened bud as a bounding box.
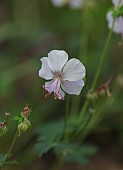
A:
[5,112,10,117]
[0,122,8,136]
[21,106,31,118]
[97,85,111,98]
[97,85,107,97]
[18,119,31,136]
[86,90,98,102]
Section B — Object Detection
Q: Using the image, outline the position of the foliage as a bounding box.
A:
[0,0,123,169]
[0,154,18,167]
[54,142,98,164]
[33,119,98,164]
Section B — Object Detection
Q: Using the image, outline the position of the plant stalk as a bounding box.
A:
[64,96,69,141]
[79,19,115,122]
[1,129,18,168]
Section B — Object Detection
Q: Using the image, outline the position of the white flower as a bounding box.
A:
[106,11,123,37]
[69,0,84,9]
[112,0,123,7]
[51,0,65,7]
[39,50,86,100]
[51,0,84,9]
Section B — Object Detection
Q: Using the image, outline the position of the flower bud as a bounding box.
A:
[97,85,107,97]
[21,105,31,118]
[18,119,31,136]
[0,122,8,136]
[86,90,98,102]
[97,85,111,98]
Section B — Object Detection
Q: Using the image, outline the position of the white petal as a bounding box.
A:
[51,0,65,6]
[62,58,86,81]
[107,11,123,35]
[61,80,84,95]
[48,50,68,73]
[112,0,123,7]
[45,80,55,93]
[69,0,84,9]
[45,79,65,100]
[39,57,54,80]
[115,17,123,34]
[106,12,114,30]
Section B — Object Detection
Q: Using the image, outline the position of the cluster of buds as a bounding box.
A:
[86,79,112,114]
[86,90,98,102]
[97,84,111,98]
[18,106,31,136]
[0,113,10,136]
[18,119,31,136]
[86,78,112,103]
[97,78,112,98]
[21,105,31,119]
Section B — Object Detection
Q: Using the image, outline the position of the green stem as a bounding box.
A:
[70,4,91,122]
[70,4,91,120]
[70,18,116,141]
[78,19,115,122]
[77,112,93,142]
[64,96,69,141]
[1,129,18,168]
[70,96,80,119]
[73,19,116,142]
[70,111,92,141]
[79,100,89,123]
[91,20,115,90]
[78,99,109,143]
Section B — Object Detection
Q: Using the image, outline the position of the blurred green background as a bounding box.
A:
[0,0,123,169]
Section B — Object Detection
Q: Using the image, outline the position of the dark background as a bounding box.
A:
[0,0,123,169]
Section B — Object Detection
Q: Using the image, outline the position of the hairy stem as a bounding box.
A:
[64,96,69,141]
[79,19,115,122]
[1,129,18,168]
[91,20,115,90]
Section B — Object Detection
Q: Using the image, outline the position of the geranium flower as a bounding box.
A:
[39,50,86,100]
[106,11,123,38]
[112,0,123,7]
[51,0,84,9]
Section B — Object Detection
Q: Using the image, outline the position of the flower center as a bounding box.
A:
[54,72,62,80]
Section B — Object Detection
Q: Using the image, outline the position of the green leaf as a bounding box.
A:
[0,154,18,167]
[33,117,94,158]
[33,118,90,157]
[12,114,23,123]
[33,141,57,156]
[109,6,123,18]
[54,142,98,165]
[33,120,64,156]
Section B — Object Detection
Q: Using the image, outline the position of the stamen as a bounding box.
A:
[42,85,51,98]
[45,92,51,98]
[54,93,58,100]
[62,96,65,100]
[42,85,47,95]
